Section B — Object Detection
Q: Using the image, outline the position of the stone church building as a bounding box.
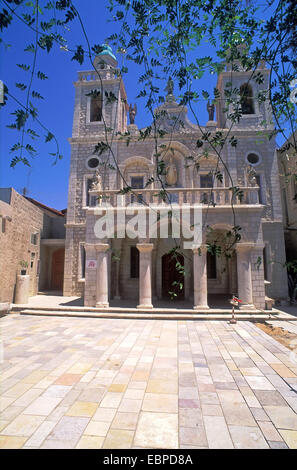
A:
[63,44,288,310]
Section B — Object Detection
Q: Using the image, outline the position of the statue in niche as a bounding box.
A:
[166,155,178,186]
[165,76,174,96]
[129,103,137,124]
[207,100,215,121]
[91,170,102,191]
[246,164,257,186]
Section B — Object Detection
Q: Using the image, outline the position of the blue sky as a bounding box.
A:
[0,0,279,210]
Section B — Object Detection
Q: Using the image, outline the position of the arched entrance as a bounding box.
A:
[51,248,65,290]
[162,252,185,300]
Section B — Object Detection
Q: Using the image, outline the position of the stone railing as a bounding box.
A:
[77,69,117,82]
[88,187,260,207]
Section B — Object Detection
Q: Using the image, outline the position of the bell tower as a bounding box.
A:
[215,52,273,131]
[72,44,128,138]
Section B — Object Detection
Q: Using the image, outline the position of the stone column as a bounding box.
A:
[95,243,110,308]
[192,244,209,310]
[236,243,254,309]
[112,239,122,300]
[14,275,30,304]
[136,243,153,309]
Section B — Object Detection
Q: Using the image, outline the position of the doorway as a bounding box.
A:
[162,252,185,300]
[51,248,65,290]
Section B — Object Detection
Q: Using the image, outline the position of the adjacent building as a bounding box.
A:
[277,131,297,262]
[0,188,65,304]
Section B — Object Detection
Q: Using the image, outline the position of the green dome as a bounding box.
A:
[98,44,116,61]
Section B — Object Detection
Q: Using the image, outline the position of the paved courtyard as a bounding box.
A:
[1,314,297,449]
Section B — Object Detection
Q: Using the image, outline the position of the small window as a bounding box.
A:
[200,174,213,188]
[90,93,102,122]
[200,174,213,204]
[263,246,268,281]
[240,83,255,114]
[87,157,100,169]
[81,245,86,279]
[247,153,260,166]
[130,246,139,278]
[293,178,297,204]
[122,104,125,131]
[207,251,216,279]
[31,233,38,245]
[131,176,144,204]
[31,252,36,269]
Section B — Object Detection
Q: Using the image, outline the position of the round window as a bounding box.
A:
[87,157,99,169]
[247,153,260,165]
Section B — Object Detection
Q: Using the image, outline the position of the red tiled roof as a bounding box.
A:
[25,196,65,217]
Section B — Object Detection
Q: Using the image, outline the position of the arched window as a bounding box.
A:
[90,92,102,122]
[240,83,255,114]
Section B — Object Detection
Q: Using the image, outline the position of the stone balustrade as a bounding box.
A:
[88,187,260,207]
[77,69,117,82]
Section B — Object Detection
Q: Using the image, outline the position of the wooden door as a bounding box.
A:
[51,248,65,290]
[162,252,184,299]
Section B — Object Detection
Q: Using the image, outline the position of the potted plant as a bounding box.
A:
[19,260,29,275]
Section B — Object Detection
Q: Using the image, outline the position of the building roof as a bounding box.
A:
[25,196,65,217]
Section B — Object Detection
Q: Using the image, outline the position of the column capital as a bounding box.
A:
[235,243,255,252]
[94,243,110,252]
[136,243,154,253]
[84,243,94,253]
[192,244,208,254]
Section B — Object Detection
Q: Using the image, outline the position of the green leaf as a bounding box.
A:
[24,44,35,53]
[45,131,54,142]
[71,45,84,65]
[15,83,27,91]
[37,71,48,80]
[16,64,30,71]
[32,91,44,100]
[11,109,29,129]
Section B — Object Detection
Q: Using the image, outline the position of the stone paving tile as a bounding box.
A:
[253,390,288,406]
[263,406,297,430]
[258,421,284,442]
[1,315,297,449]
[279,430,297,449]
[92,407,117,422]
[23,396,63,416]
[203,416,234,449]
[268,440,289,449]
[66,401,98,418]
[228,425,269,449]
[142,393,178,413]
[103,429,134,449]
[179,426,208,447]
[0,436,28,448]
[24,420,57,447]
[111,412,139,430]
[48,416,89,441]
[84,420,111,437]
[134,411,178,448]
[0,414,45,437]
[76,435,104,449]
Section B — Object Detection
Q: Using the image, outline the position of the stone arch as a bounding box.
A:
[193,153,223,188]
[205,224,238,296]
[240,83,255,114]
[155,141,192,188]
[119,156,154,189]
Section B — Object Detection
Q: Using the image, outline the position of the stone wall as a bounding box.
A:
[0,189,44,303]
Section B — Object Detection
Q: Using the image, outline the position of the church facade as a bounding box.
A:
[63,45,288,310]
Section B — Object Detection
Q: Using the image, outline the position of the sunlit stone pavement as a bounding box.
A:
[1,314,297,449]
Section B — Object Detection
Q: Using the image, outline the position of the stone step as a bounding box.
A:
[16,308,293,321]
